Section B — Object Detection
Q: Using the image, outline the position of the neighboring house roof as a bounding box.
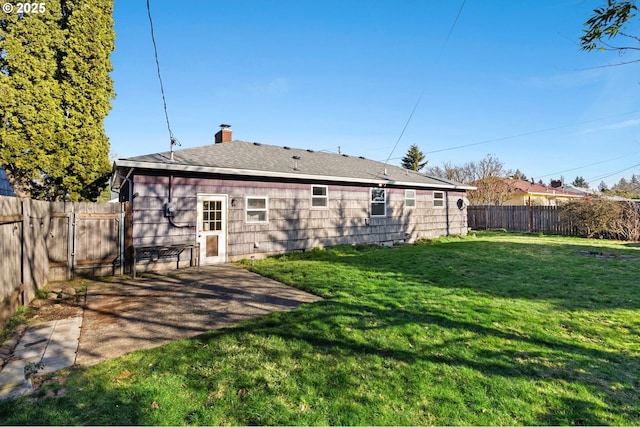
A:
[510,179,582,198]
[562,185,596,196]
[0,168,15,197]
[113,140,474,191]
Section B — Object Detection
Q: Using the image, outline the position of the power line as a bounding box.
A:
[381,0,466,170]
[439,0,466,59]
[382,109,640,162]
[382,91,424,167]
[536,150,640,180]
[425,110,640,155]
[146,0,176,146]
[587,162,640,184]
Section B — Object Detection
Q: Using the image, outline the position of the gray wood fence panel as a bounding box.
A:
[467,205,577,235]
[0,196,130,328]
[0,197,24,327]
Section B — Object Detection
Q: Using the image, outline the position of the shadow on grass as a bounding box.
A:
[1,236,638,425]
[240,236,640,424]
[0,374,153,425]
[223,297,640,425]
[299,238,640,311]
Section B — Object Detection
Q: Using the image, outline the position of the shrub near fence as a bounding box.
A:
[467,205,578,235]
[0,196,130,328]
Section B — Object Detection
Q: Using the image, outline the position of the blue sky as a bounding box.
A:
[105,0,640,188]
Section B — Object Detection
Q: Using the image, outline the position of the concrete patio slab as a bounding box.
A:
[0,264,321,400]
[0,317,82,399]
[76,264,322,366]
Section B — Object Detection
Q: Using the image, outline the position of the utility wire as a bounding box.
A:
[587,162,640,184]
[381,0,466,170]
[439,0,467,59]
[146,0,175,144]
[382,91,424,167]
[382,109,640,162]
[536,150,640,180]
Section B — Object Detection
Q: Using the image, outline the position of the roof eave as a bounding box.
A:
[113,160,474,191]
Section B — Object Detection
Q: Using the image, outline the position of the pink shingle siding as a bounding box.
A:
[131,173,468,261]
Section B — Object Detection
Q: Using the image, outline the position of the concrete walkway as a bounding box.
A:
[0,317,82,399]
[0,264,321,400]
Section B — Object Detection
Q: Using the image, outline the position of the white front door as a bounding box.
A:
[197,194,227,264]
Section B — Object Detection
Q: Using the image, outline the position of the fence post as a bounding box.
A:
[71,210,77,277]
[66,213,73,281]
[20,199,25,305]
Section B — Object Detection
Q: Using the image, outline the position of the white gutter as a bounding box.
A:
[114,159,477,191]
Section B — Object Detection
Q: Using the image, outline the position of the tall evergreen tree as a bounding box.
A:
[572,176,589,188]
[401,144,428,171]
[0,3,64,197]
[512,169,527,181]
[0,0,114,201]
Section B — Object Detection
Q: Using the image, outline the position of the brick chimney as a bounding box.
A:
[215,124,232,143]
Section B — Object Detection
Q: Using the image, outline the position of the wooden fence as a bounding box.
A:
[467,205,577,235]
[1,196,131,327]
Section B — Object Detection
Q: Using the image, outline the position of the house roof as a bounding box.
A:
[510,180,582,197]
[112,140,474,191]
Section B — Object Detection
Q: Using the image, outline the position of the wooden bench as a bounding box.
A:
[132,243,199,278]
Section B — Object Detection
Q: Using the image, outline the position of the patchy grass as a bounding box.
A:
[1,232,639,425]
[1,279,88,340]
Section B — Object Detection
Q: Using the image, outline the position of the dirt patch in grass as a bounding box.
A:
[576,250,635,259]
[1,282,86,342]
[26,299,84,323]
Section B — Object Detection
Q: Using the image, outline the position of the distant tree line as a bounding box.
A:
[401,145,640,206]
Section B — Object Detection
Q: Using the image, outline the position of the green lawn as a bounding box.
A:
[1,232,639,425]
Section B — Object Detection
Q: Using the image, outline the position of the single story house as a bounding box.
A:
[111,125,474,270]
[498,179,584,206]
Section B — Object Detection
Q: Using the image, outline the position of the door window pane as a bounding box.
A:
[202,200,223,231]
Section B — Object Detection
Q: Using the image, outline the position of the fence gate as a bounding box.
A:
[47,204,129,281]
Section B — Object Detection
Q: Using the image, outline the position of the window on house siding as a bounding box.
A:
[311,185,328,208]
[371,188,386,217]
[405,190,416,208]
[246,197,268,223]
[433,191,445,208]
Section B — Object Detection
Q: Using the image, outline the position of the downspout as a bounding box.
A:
[445,191,450,236]
[118,203,125,276]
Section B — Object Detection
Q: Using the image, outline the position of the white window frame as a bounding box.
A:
[246,196,268,223]
[370,188,386,217]
[433,191,445,208]
[405,189,416,208]
[311,185,329,209]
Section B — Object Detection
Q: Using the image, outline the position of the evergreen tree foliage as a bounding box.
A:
[0,0,114,201]
[0,3,64,197]
[401,144,427,171]
[612,173,640,198]
[512,169,527,181]
[572,176,589,188]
